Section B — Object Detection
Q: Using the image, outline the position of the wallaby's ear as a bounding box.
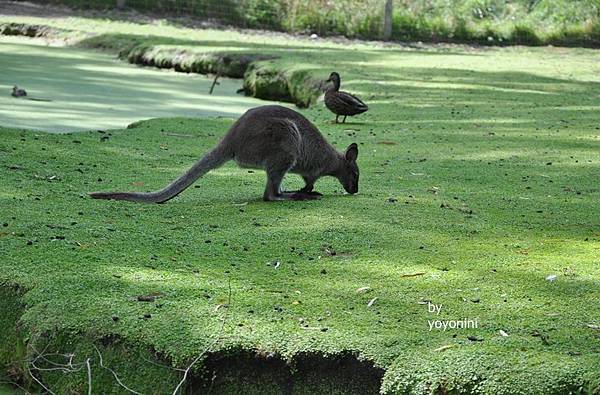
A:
[345,143,358,161]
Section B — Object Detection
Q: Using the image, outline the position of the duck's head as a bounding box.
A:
[326,72,341,91]
[335,143,359,194]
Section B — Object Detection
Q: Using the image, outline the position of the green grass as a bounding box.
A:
[1,14,600,395]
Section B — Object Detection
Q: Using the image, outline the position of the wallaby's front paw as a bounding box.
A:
[290,192,321,201]
[285,189,322,197]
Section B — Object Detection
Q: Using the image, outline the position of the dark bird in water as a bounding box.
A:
[10,86,52,102]
[11,86,27,98]
[324,72,368,123]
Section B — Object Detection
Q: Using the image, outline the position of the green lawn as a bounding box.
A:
[1,15,600,395]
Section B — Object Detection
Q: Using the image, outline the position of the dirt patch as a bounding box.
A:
[191,350,384,394]
[0,284,26,390]
[0,1,74,18]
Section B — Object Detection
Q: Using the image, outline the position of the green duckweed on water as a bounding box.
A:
[0,36,285,133]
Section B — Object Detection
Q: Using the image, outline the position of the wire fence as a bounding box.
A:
[116,0,285,30]
[32,0,393,39]
[17,0,600,46]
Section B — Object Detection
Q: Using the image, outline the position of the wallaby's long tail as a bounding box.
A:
[89,146,230,203]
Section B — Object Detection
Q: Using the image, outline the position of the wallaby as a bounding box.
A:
[89,105,359,203]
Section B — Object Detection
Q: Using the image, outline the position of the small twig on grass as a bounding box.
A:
[29,362,76,373]
[29,344,84,373]
[94,344,144,395]
[27,366,56,395]
[41,353,81,370]
[172,277,232,395]
[161,132,194,138]
[29,343,50,365]
[27,343,86,394]
[209,73,221,95]
[140,354,185,372]
[85,358,92,395]
[209,56,231,95]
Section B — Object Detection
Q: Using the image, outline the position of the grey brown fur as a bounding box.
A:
[89,105,359,203]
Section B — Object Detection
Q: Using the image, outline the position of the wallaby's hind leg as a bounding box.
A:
[263,164,288,201]
[263,159,320,201]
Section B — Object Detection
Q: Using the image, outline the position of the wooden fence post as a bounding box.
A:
[383,0,393,40]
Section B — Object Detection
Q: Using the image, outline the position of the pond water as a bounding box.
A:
[0,37,283,133]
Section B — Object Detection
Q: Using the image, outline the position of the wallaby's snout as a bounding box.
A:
[341,174,359,194]
[345,183,358,195]
[339,142,359,195]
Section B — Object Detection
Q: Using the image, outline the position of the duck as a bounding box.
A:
[11,86,27,98]
[324,72,368,123]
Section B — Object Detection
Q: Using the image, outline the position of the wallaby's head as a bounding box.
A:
[326,72,341,91]
[337,143,359,194]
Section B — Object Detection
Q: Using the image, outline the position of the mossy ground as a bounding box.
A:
[1,12,600,395]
